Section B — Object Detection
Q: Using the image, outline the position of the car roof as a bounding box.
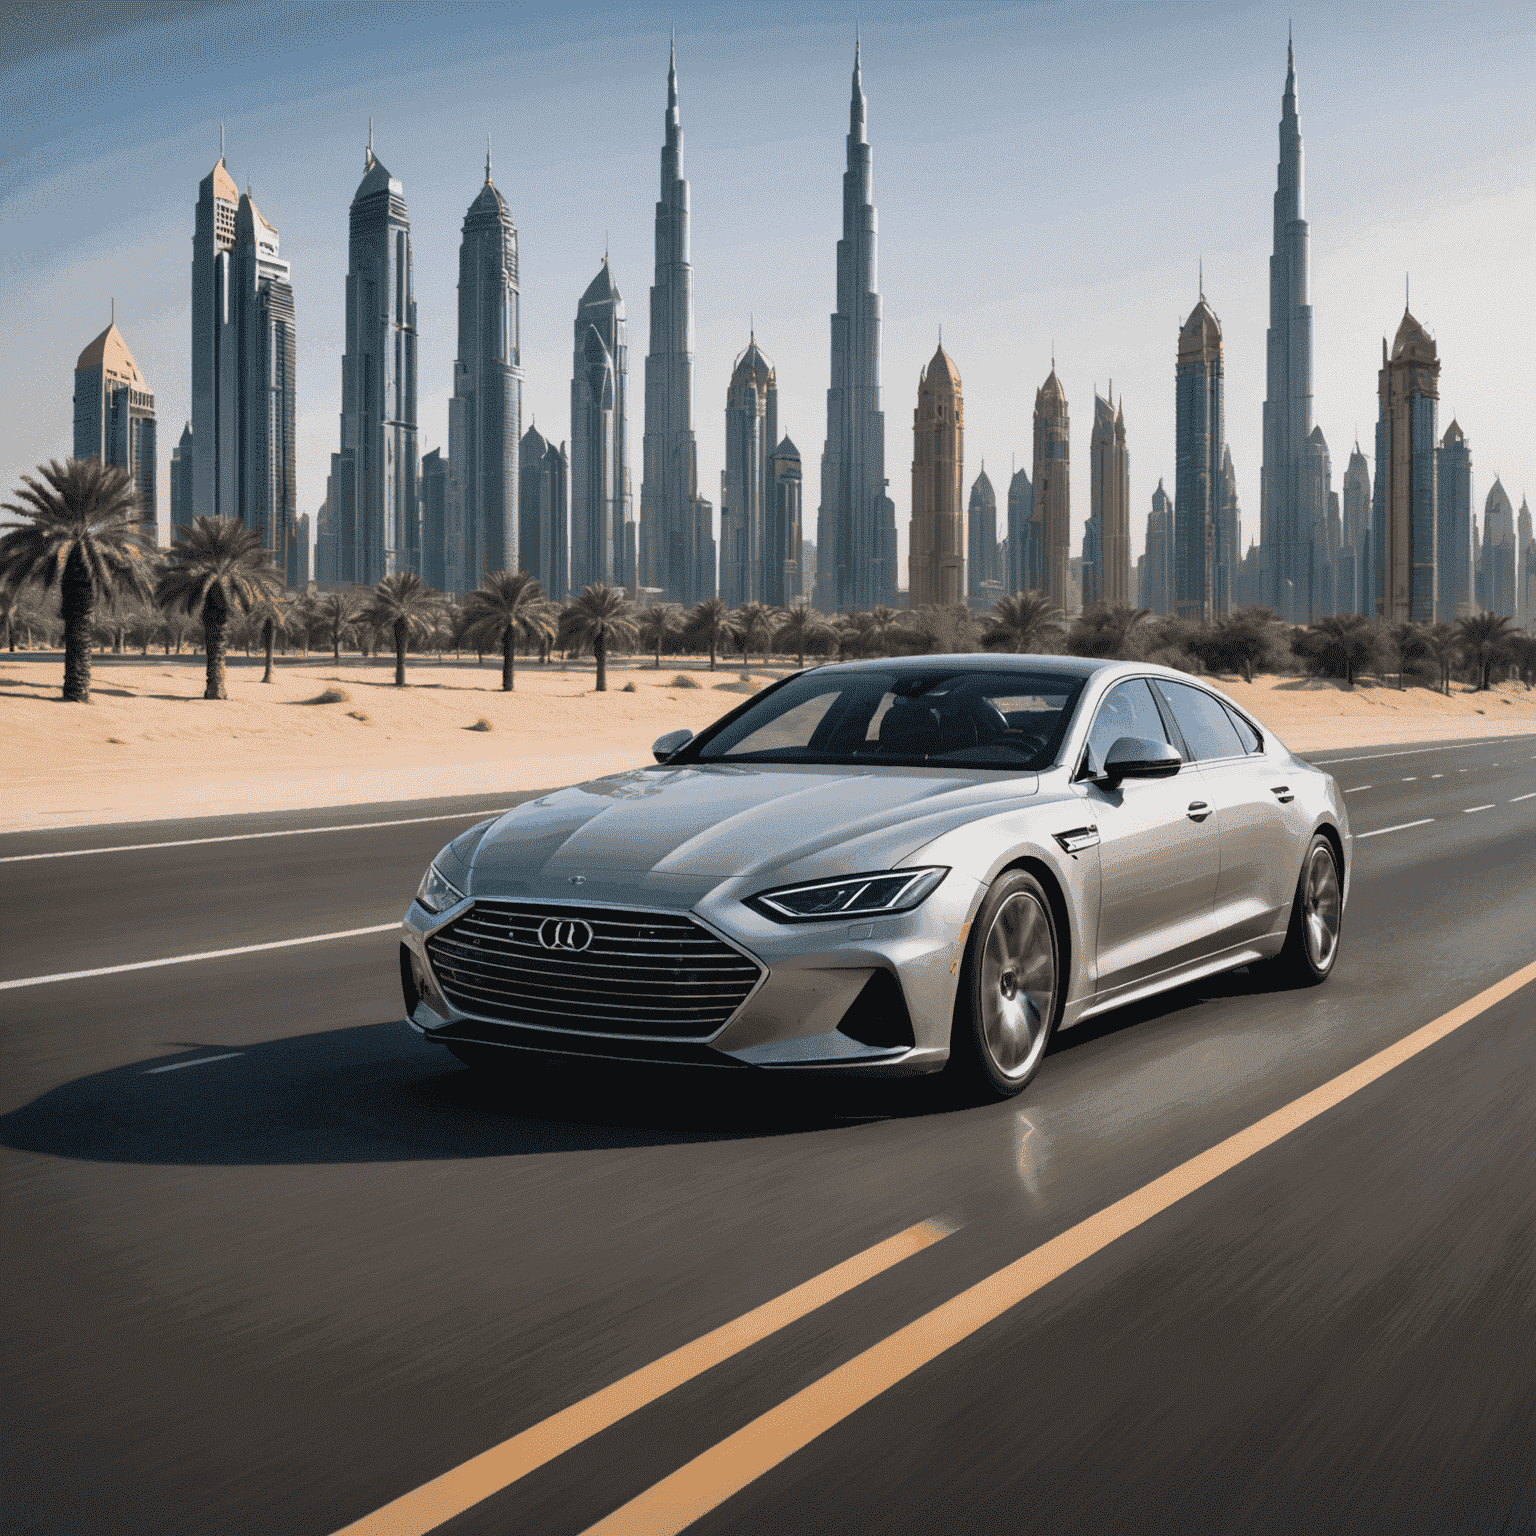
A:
[810,653,1112,680]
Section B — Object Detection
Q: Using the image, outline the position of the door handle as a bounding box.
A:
[1187,801,1210,822]
[1270,784,1294,803]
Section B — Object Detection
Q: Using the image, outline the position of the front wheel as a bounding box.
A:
[1267,834,1343,986]
[943,870,1062,1102]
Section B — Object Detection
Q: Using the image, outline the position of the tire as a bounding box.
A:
[943,869,1063,1102]
[1268,834,1343,986]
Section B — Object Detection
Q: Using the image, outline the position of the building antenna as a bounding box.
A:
[1199,257,1204,298]
[486,134,492,183]
[110,296,114,326]
[219,122,225,162]
[1406,271,1410,311]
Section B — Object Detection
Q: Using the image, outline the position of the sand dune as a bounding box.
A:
[1,652,1532,832]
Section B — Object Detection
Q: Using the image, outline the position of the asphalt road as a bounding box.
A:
[2,733,1533,1535]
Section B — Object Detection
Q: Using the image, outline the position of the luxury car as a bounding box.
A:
[400,655,1349,1100]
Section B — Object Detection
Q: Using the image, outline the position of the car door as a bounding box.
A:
[1078,678,1220,997]
[1151,679,1303,949]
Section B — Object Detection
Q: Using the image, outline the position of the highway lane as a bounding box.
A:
[1,732,1532,1534]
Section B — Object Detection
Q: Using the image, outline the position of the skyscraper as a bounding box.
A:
[170,421,194,537]
[765,437,803,608]
[1176,294,1224,621]
[1144,479,1175,615]
[447,146,522,594]
[816,39,897,613]
[1260,36,1316,623]
[1372,308,1439,624]
[720,338,777,606]
[419,449,449,591]
[1085,389,1129,607]
[1518,496,1534,628]
[966,467,1000,613]
[330,129,418,586]
[1299,425,1333,618]
[1479,478,1515,617]
[189,147,296,570]
[1218,445,1241,614]
[1032,369,1071,613]
[519,424,568,599]
[570,258,632,595]
[1341,441,1371,614]
[639,45,711,605]
[73,322,156,534]
[907,344,964,609]
[1435,421,1473,620]
[1005,465,1034,596]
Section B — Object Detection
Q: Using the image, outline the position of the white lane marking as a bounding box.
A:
[144,1052,244,1075]
[1402,776,1417,781]
[0,809,511,864]
[0,924,399,991]
[1458,769,1469,773]
[1345,785,1372,793]
[1308,737,1532,766]
[1511,793,1536,803]
[1356,819,1434,839]
[1431,774,1444,779]
[1464,804,1495,814]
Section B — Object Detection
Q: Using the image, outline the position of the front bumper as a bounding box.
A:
[399,869,983,1075]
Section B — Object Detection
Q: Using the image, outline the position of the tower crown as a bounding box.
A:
[1390,309,1436,364]
[75,322,144,386]
[920,343,960,396]
[1178,297,1222,359]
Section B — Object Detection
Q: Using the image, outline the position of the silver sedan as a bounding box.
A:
[400,655,1350,1100]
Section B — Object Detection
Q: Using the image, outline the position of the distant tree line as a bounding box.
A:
[4,458,1533,704]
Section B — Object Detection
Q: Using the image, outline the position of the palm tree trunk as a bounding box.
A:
[502,627,515,692]
[262,621,275,683]
[709,634,717,670]
[203,589,230,700]
[394,619,407,686]
[61,549,95,703]
[654,639,661,668]
[595,630,607,692]
[333,635,341,661]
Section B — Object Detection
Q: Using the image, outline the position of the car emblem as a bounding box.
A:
[568,875,587,886]
[538,917,594,952]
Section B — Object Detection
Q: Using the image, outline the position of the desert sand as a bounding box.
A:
[2,652,1533,833]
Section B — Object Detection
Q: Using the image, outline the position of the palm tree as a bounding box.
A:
[636,602,683,668]
[1067,601,1151,660]
[734,601,782,665]
[0,458,156,702]
[686,596,738,671]
[461,570,554,692]
[561,582,638,692]
[0,582,27,652]
[247,593,292,683]
[363,570,440,686]
[979,592,1065,655]
[775,600,832,668]
[1415,621,1459,696]
[1457,610,1515,691]
[310,592,360,661]
[832,609,877,660]
[1295,612,1380,687]
[867,603,903,657]
[156,516,283,699]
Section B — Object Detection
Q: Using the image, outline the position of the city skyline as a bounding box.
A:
[4,2,1532,601]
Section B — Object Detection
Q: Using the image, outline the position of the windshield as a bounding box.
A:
[686,667,1087,770]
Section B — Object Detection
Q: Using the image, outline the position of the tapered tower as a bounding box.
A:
[907,344,964,609]
[1260,35,1316,622]
[1176,294,1224,621]
[720,338,777,606]
[1086,388,1130,608]
[967,467,1000,612]
[816,38,897,612]
[1032,369,1071,612]
[1435,422,1473,621]
[1372,308,1439,623]
[571,258,630,593]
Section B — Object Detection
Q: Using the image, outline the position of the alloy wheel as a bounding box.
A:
[1303,844,1341,972]
[978,892,1057,1079]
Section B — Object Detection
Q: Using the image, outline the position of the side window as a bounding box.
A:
[1224,705,1262,754]
[1087,680,1170,765]
[1153,680,1246,762]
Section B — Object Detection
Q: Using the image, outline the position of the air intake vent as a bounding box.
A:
[425,901,762,1040]
[836,969,915,1051]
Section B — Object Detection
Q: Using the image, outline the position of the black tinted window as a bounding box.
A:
[688,667,1086,769]
[1087,680,1170,765]
[1225,705,1262,754]
[1153,680,1246,761]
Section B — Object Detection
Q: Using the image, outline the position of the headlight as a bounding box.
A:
[415,862,466,914]
[748,867,949,922]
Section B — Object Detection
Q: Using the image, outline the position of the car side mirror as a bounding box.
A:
[652,728,694,763]
[1100,736,1182,784]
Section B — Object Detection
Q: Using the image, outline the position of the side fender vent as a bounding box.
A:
[836,969,915,1051]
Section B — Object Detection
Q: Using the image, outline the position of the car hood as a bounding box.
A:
[466,762,1040,902]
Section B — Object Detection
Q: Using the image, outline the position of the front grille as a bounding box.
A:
[425,900,763,1039]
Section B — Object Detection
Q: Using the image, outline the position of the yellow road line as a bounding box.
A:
[584,958,1536,1536]
[330,1218,954,1536]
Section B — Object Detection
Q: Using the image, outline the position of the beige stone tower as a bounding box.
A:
[1033,368,1071,612]
[1376,308,1440,623]
[907,343,965,608]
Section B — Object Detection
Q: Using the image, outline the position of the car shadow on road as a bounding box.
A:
[0,1021,934,1167]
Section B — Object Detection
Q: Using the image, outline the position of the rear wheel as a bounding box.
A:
[944,870,1062,1102]
[1268,834,1342,986]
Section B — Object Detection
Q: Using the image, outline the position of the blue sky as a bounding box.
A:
[3,0,1533,576]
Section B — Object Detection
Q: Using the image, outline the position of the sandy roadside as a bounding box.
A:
[2,652,1533,833]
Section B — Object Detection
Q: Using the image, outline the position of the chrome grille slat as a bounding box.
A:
[426,900,762,1039]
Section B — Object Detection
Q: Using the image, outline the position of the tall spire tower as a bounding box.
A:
[815,37,897,612]
[1260,33,1315,622]
[639,41,712,603]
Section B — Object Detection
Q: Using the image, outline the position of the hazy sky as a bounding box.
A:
[3,0,1533,579]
